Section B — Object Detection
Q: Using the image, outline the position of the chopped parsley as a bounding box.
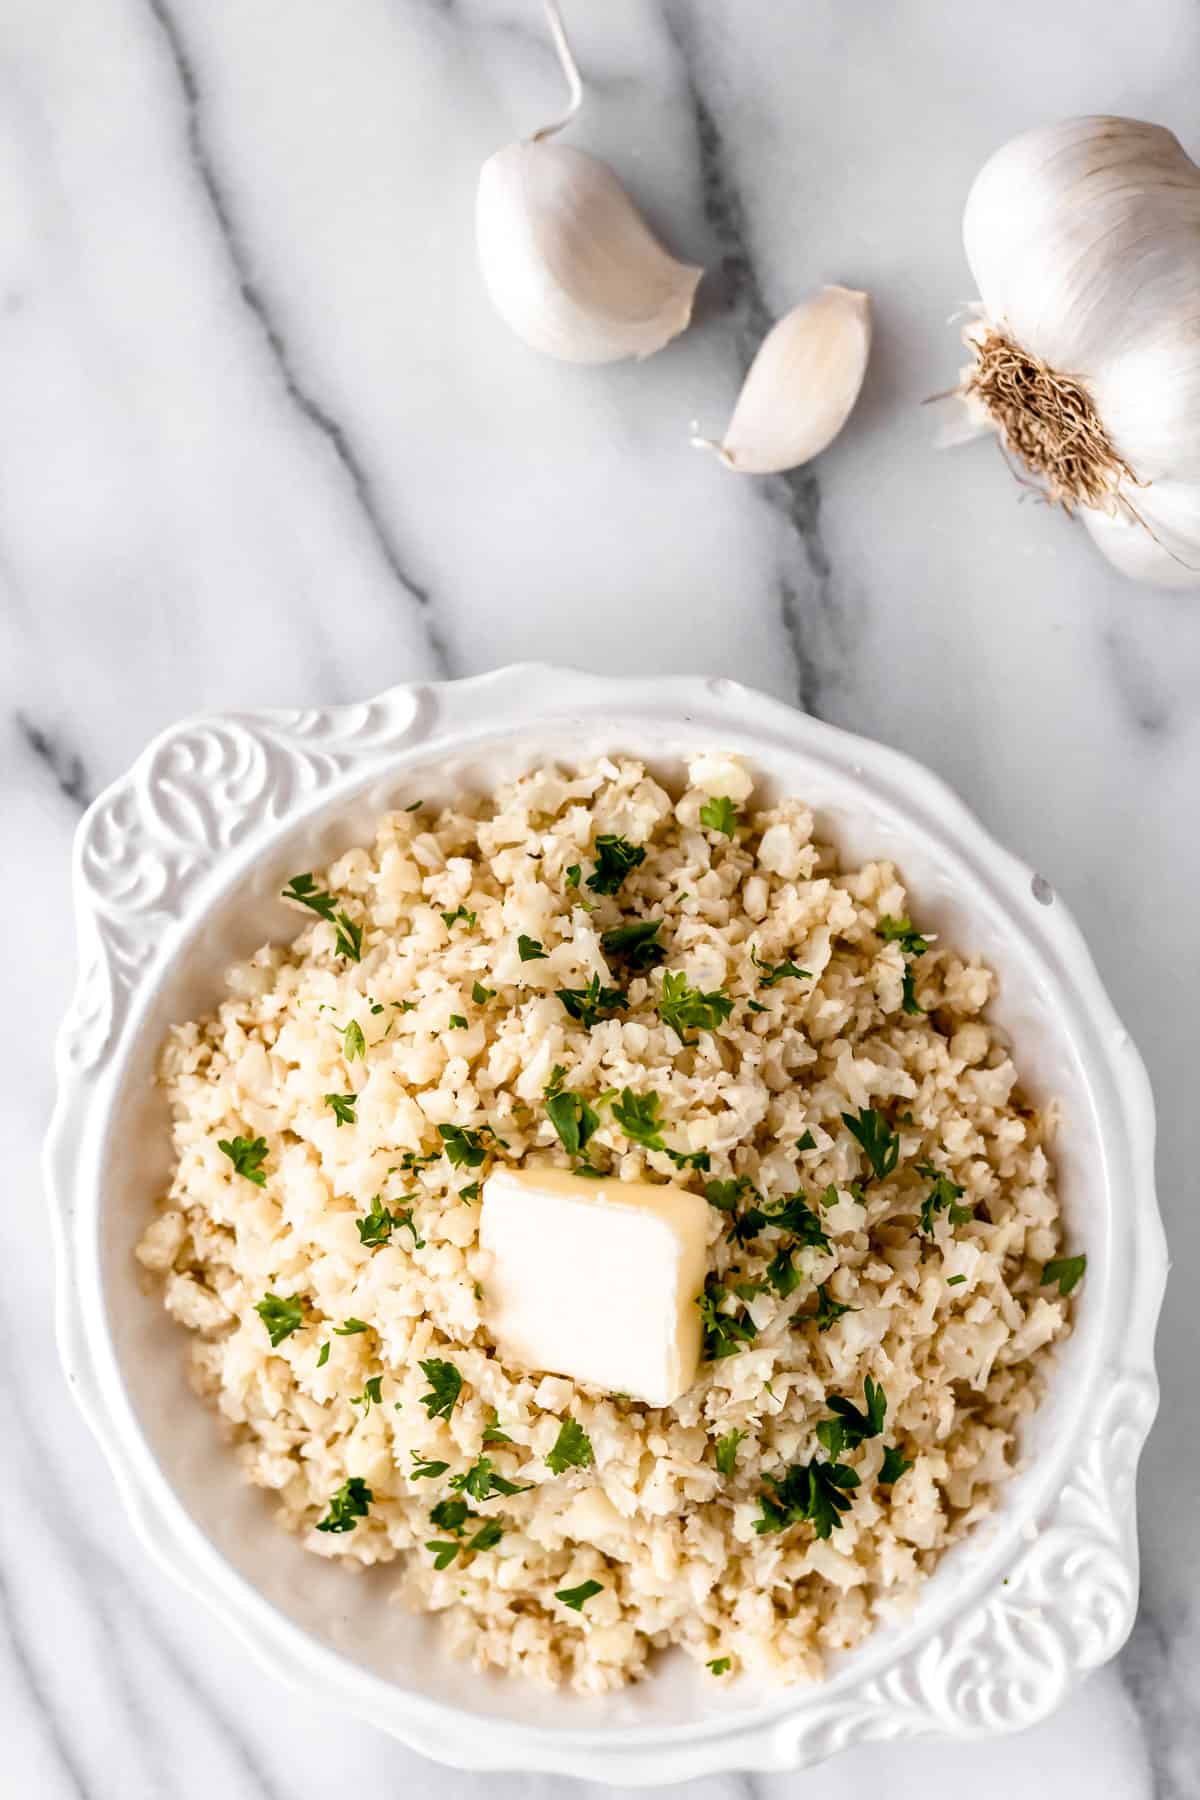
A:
[704,1176,758,1215]
[754,1458,860,1540]
[699,796,739,837]
[400,1147,439,1171]
[730,1190,830,1253]
[657,971,734,1043]
[517,934,547,962]
[901,966,924,1016]
[766,1246,802,1298]
[353,1375,384,1413]
[698,1276,758,1360]
[218,1134,268,1186]
[947,1273,967,1286]
[665,1146,711,1172]
[438,1123,488,1168]
[316,1341,330,1367]
[565,864,581,888]
[556,974,627,1028]
[325,1092,357,1127]
[459,1181,480,1204]
[254,1292,304,1347]
[410,1453,450,1480]
[441,905,477,929]
[417,1357,463,1421]
[315,1476,373,1534]
[332,913,363,963]
[545,1086,600,1163]
[546,1417,594,1476]
[816,1378,887,1460]
[915,1161,973,1234]
[342,1020,366,1061]
[555,1578,602,1612]
[714,1428,746,1477]
[796,1130,817,1152]
[450,1457,533,1501]
[472,980,495,1005]
[610,1087,667,1152]
[750,948,811,988]
[586,835,645,895]
[334,1318,368,1335]
[448,1013,467,1029]
[601,917,664,970]
[356,1193,423,1248]
[878,916,931,957]
[281,872,337,921]
[482,1412,514,1446]
[404,799,423,812]
[879,1445,914,1484]
[813,1283,857,1332]
[1042,1253,1087,1296]
[707,1656,732,1675]
[842,1107,899,1181]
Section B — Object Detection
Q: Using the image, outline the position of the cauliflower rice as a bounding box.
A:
[137,752,1073,1693]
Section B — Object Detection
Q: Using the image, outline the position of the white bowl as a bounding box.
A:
[46,666,1165,1785]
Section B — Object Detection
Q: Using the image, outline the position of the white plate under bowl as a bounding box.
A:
[45,667,1165,1785]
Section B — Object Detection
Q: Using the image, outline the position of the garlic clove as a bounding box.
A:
[476,140,702,365]
[693,286,872,474]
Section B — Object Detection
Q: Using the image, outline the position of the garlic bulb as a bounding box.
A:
[956,115,1200,589]
[476,2,701,364]
[693,286,872,474]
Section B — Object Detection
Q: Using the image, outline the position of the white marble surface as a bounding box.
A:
[3,0,1196,1792]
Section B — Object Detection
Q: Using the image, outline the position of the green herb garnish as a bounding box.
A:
[1042,1253,1087,1296]
[448,1014,467,1029]
[556,974,627,1029]
[438,1123,488,1168]
[334,1318,368,1336]
[714,1428,746,1477]
[459,1181,480,1203]
[441,905,476,929]
[450,1457,533,1501]
[796,1130,816,1152]
[315,1476,373,1534]
[915,1161,973,1234]
[410,1453,450,1480]
[698,1276,758,1360]
[254,1292,304,1347]
[586,835,645,895]
[750,948,811,988]
[754,1459,860,1540]
[842,1107,899,1181]
[342,1020,366,1061]
[472,980,495,1005]
[281,872,337,921]
[878,916,930,956]
[766,1247,802,1298]
[418,1357,463,1421]
[879,1445,914,1484]
[657,971,734,1043]
[325,1092,357,1127]
[611,1087,667,1152]
[601,917,664,970]
[546,1087,600,1162]
[813,1283,856,1332]
[707,1656,732,1675]
[699,796,739,837]
[901,967,924,1015]
[517,934,547,962]
[218,1134,269,1186]
[546,1417,594,1475]
[815,1378,887,1460]
[565,864,581,888]
[555,1578,602,1612]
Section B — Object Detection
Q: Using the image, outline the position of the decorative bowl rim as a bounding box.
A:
[44,664,1165,1785]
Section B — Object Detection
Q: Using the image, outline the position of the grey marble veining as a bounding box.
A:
[2,0,1197,1793]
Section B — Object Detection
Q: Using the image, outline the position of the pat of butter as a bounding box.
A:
[479,1168,709,1408]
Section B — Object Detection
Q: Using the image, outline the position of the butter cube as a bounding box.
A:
[479,1168,709,1408]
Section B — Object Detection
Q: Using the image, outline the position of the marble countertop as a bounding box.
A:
[4,0,1196,1793]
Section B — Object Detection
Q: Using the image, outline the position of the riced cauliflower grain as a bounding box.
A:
[138,755,1071,1693]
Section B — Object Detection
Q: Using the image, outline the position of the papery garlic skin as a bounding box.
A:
[695,286,871,474]
[961,115,1200,588]
[477,141,702,365]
